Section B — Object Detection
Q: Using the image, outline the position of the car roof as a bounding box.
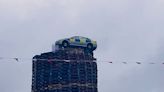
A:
[71,36,89,39]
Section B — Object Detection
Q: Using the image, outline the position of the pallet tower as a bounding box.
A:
[32,48,97,92]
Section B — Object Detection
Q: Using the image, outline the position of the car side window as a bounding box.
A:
[72,36,79,42]
[86,38,91,42]
[75,38,80,42]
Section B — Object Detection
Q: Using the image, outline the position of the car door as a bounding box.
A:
[74,36,80,46]
[69,37,75,44]
[79,37,86,46]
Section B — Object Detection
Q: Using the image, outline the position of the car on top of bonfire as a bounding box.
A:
[55,36,97,51]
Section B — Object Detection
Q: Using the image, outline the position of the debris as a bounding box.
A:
[136,62,141,64]
[14,58,19,62]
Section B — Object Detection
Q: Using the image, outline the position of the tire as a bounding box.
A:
[87,43,93,51]
[62,41,69,48]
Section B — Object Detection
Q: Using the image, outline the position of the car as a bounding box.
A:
[55,36,97,51]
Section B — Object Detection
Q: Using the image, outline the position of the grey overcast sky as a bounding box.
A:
[0,0,164,92]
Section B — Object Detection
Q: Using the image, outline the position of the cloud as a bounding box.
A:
[0,0,164,92]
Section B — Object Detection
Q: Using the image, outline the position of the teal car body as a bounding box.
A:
[55,36,97,51]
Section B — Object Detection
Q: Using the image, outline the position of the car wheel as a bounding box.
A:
[87,43,93,50]
[62,41,69,48]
